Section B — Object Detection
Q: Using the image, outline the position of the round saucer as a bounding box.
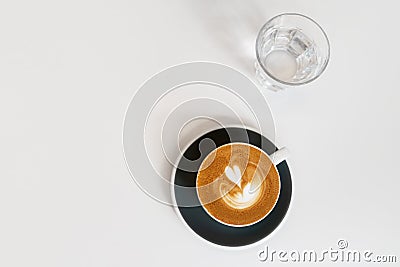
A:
[172,127,292,248]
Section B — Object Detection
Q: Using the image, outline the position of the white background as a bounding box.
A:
[1,0,399,266]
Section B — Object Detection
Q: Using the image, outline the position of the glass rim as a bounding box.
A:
[255,12,331,87]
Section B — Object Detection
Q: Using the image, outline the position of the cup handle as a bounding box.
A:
[270,147,289,165]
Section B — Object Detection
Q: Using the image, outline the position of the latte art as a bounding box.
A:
[220,182,261,209]
[220,165,263,209]
[196,143,280,226]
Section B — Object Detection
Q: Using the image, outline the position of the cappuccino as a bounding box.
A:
[196,143,280,226]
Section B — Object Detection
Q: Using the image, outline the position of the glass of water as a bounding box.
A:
[255,13,330,91]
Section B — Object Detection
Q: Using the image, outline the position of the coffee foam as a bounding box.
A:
[196,143,280,226]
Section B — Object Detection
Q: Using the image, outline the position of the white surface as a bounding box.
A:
[0,0,399,266]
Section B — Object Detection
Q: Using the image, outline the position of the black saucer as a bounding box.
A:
[173,127,292,247]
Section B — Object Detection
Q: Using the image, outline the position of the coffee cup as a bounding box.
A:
[196,142,288,227]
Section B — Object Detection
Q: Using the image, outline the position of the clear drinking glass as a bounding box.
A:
[255,13,330,91]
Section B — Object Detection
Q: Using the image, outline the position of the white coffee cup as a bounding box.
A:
[196,142,289,227]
